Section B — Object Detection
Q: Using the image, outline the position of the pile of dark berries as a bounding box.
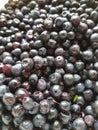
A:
[1,0,98,130]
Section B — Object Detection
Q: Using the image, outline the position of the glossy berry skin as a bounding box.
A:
[94,121,98,130]
[29,74,38,85]
[59,30,67,40]
[93,100,98,115]
[76,96,85,106]
[38,47,47,57]
[3,56,14,65]
[85,29,93,38]
[2,125,13,130]
[55,56,65,68]
[84,115,94,127]
[0,73,5,85]
[71,104,81,113]
[55,68,65,75]
[29,101,39,115]
[12,104,25,117]
[3,92,16,106]
[73,74,81,83]
[84,105,94,115]
[40,31,50,42]
[50,85,62,97]
[22,69,31,78]
[12,48,22,57]
[55,17,64,27]
[13,116,24,127]
[19,120,33,130]
[44,18,53,29]
[75,83,85,93]
[11,64,23,76]
[49,72,61,84]
[75,61,84,71]
[50,31,58,40]
[51,120,62,130]
[48,107,58,120]
[69,44,80,56]
[47,39,57,48]
[12,41,20,49]
[33,40,43,49]
[0,63,4,73]
[22,58,33,70]
[90,33,98,42]
[60,112,71,125]
[78,22,88,33]
[65,63,74,73]
[40,99,50,114]
[63,74,74,86]
[33,56,43,69]
[84,79,93,89]
[55,48,65,56]
[22,97,33,110]
[94,81,98,93]
[42,123,50,130]
[70,15,80,26]
[47,56,54,66]
[1,0,98,129]
[61,92,70,101]
[90,11,98,21]
[9,79,21,92]
[15,88,29,102]
[88,69,97,80]
[33,114,46,128]
[94,62,98,71]
[29,49,38,57]
[3,64,12,76]
[20,52,29,60]
[2,113,12,125]
[0,85,9,97]
[37,78,47,91]
[59,101,71,112]
[83,90,93,101]
[63,21,72,31]
[33,91,43,101]
[72,118,87,130]
[22,82,30,90]
[81,50,93,62]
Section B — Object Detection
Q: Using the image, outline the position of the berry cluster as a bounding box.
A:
[0,0,98,130]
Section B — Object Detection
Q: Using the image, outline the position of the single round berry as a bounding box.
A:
[50,85,62,97]
[33,114,46,128]
[70,15,80,26]
[22,97,33,110]
[29,74,38,85]
[0,85,9,97]
[15,88,29,102]
[19,120,33,130]
[12,104,25,117]
[40,99,50,114]
[51,120,62,130]
[81,50,93,62]
[37,78,47,91]
[59,101,71,112]
[22,58,33,70]
[3,92,16,106]
[84,115,94,127]
[48,107,58,120]
[72,118,87,130]
[63,74,74,86]
[29,101,39,115]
